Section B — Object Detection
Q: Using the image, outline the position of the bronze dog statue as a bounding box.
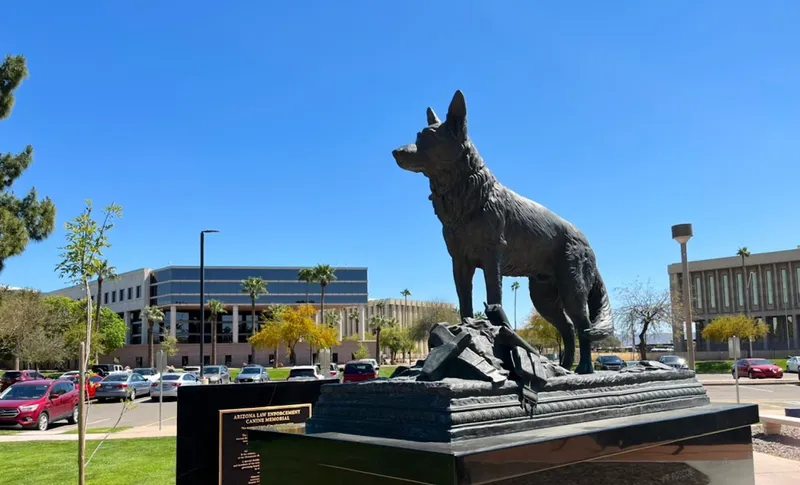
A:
[393,90,612,374]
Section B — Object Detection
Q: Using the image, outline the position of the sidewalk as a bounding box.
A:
[754,452,800,485]
[0,425,176,443]
[697,374,798,386]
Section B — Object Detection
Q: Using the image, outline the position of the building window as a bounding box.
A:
[723,274,730,307]
[708,276,716,309]
[796,267,800,300]
[127,287,132,300]
[766,270,774,305]
[782,269,789,304]
[737,273,745,306]
[750,272,759,307]
[136,286,141,298]
[104,292,109,304]
[112,291,116,303]
[694,277,702,309]
[119,289,124,301]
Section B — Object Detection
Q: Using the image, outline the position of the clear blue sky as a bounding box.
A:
[3,2,799,324]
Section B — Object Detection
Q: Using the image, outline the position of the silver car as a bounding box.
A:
[202,366,231,384]
[235,366,269,383]
[150,373,199,400]
[96,373,152,402]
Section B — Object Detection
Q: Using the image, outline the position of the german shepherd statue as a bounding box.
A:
[393,90,613,374]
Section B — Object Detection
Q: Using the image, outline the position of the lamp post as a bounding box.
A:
[199,229,219,379]
[672,223,695,371]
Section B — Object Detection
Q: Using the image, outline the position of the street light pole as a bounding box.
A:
[672,224,695,371]
[199,229,219,379]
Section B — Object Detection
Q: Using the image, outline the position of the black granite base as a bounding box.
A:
[249,403,759,485]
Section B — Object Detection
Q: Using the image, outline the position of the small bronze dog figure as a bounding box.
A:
[393,90,612,374]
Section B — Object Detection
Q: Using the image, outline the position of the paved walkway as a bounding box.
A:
[0,425,176,443]
[754,452,800,485]
[698,374,798,386]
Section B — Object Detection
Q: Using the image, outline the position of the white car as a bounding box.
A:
[287,366,325,381]
[133,368,161,383]
[358,359,380,373]
[150,373,200,400]
[787,356,800,373]
[58,371,82,380]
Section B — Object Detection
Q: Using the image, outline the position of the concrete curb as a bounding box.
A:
[701,380,798,386]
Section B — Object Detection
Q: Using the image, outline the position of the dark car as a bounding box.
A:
[1,370,47,392]
[594,355,625,371]
[0,380,79,430]
[342,361,379,383]
[657,355,689,370]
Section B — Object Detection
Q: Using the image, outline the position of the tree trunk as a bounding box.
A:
[93,277,103,341]
[289,345,296,365]
[148,321,155,367]
[211,316,217,365]
[250,298,256,364]
[305,282,310,305]
[638,325,648,360]
[84,280,93,371]
[376,329,381,362]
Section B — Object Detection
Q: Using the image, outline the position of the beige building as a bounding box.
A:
[667,246,800,359]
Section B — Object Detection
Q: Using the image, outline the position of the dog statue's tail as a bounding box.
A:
[583,272,613,342]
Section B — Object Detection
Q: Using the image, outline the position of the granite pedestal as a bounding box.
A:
[249,403,759,485]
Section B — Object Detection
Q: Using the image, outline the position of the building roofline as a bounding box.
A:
[667,247,800,274]
[150,265,369,272]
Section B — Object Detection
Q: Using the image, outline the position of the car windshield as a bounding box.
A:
[241,368,261,374]
[103,374,128,382]
[133,369,154,375]
[344,363,374,375]
[162,375,181,381]
[662,356,683,363]
[2,372,22,380]
[748,359,772,366]
[289,369,315,378]
[204,367,220,375]
[0,385,50,400]
[599,356,623,363]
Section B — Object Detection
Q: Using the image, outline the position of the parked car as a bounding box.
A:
[657,355,689,370]
[786,356,800,373]
[183,366,201,377]
[63,375,104,400]
[358,359,380,373]
[0,370,47,391]
[343,361,379,383]
[202,366,231,384]
[732,359,784,379]
[96,373,152,401]
[133,368,161,383]
[235,365,269,383]
[150,373,199,400]
[326,363,340,380]
[0,379,79,431]
[90,364,124,377]
[594,355,625,371]
[58,371,82,380]
[287,366,325,381]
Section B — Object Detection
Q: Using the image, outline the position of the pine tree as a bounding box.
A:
[0,55,56,271]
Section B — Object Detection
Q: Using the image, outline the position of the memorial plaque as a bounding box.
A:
[218,403,312,485]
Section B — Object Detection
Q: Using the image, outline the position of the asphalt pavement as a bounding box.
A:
[705,383,800,413]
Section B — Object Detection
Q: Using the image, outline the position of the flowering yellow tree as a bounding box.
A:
[309,323,340,351]
[280,305,317,364]
[702,314,769,344]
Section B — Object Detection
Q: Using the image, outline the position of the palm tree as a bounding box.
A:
[737,247,753,356]
[242,277,268,363]
[370,315,395,362]
[142,306,165,368]
[401,289,411,328]
[93,260,116,362]
[312,265,337,318]
[510,281,520,331]
[297,268,315,304]
[348,308,360,337]
[207,300,227,365]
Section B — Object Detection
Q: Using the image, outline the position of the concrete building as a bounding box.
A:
[362,298,457,355]
[48,265,370,367]
[667,247,800,360]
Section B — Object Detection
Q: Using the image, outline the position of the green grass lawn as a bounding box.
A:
[0,438,175,485]
[64,427,133,435]
[0,430,18,436]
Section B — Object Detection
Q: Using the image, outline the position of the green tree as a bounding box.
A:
[408,302,460,343]
[241,277,268,361]
[401,288,411,327]
[0,289,65,369]
[369,315,396,362]
[381,326,413,363]
[473,311,487,320]
[702,314,769,359]
[0,55,56,272]
[142,306,165,368]
[518,312,563,357]
[353,342,371,360]
[324,310,341,327]
[297,268,315,304]
[207,300,226,365]
[92,260,116,347]
[160,336,179,359]
[312,264,337,318]
[510,281,521,330]
[348,308,360,338]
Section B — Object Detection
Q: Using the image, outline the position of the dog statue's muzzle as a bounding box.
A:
[393,144,424,173]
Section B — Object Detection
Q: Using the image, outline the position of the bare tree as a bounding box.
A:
[615,279,672,360]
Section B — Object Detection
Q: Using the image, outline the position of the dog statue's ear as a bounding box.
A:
[426,107,441,126]
[446,90,468,138]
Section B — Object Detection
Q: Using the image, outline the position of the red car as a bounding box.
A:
[342,361,379,383]
[0,380,79,431]
[0,370,47,392]
[64,375,104,400]
[733,359,784,379]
